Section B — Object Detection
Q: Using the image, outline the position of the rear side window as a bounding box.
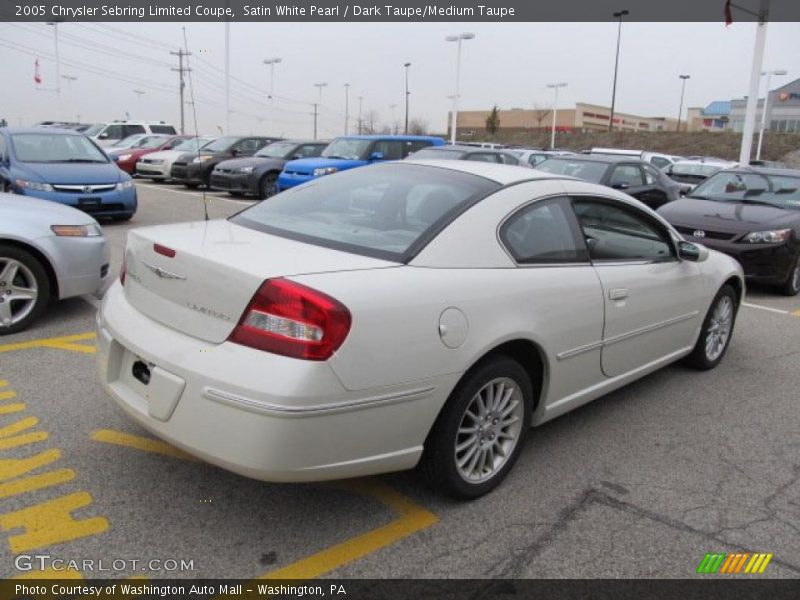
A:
[498,153,520,166]
[372,140,405,160]
[231,163,499,262]
[405,140,434,155]
[123,125,146,137]
[609,165,644,187]
[501,198,585,264]
[103,125,124,140]
[150,125,177,134]
[650,156,671,169]
[466,153,498,163]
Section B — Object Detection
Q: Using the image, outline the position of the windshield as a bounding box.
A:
[230,163,499,261]
[410,148,465,159]
[689,172,800,209]
[130,135,167,149]
[11,133,108,163]
[172,137,215,152]
[255,141,298,158]
[321,138,371,160]
[535,158,608,183]
[84,123,105,136]
[201,136,240,153]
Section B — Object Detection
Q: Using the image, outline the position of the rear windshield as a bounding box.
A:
[11,133,108,163]
[202,136,240,153]
[172,137,215,152]
[231,163,500,262]
[670,163,723,177]
[689,172,800,209]
[535,158,608,183]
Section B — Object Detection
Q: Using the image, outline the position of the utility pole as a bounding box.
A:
[171,48,192,134]
[225,21,230,134]
[404,62,411,134]
[344,83,350,135]
[358,96,363,134]
[676,75,690,132]
[609,9,629,132]
[46,22,61,116]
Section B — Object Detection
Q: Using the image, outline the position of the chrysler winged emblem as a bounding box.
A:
[141,261,186,280]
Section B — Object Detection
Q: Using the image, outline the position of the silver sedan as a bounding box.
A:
[0,192,109,334]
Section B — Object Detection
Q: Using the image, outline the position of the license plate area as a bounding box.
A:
[78,196,102,208]
[116,346,186,421]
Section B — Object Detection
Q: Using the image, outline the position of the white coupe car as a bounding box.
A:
[97,160,744,498]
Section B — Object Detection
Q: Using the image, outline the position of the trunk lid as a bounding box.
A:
[123,219,396,343]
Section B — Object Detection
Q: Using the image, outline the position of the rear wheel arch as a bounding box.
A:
[0,238,59,299]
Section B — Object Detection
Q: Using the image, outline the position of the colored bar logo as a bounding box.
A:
[696,552,773,574]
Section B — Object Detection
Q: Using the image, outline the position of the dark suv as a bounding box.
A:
[171,136,281,189]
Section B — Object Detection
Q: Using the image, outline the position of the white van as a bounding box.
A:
[589,147,684,170]
[85,121,178,147]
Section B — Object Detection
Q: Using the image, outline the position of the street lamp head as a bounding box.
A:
[768,69,788,76]
[314,82,328,88]
[461,32,475,40]
[404,62,411,68]
[445,35,459,42]
[613,9,629,17]
[679,74,691,80]
[263,57,282,65]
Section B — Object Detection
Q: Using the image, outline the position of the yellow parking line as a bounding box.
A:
[792,309,800,317]
[0,332,96,354]
[258,479,438,580]
[90,429,200,462]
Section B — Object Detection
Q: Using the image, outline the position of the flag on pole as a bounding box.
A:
[724,0,734,26]
[34,58,42,84]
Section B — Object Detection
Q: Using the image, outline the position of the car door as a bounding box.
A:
[570,196,706,377]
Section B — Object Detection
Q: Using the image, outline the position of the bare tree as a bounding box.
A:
[362,110,380,134]
[407,117,428,135]
[485,105,500,136]
[532,104,552,131]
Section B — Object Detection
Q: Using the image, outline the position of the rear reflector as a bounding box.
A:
[154,243,176,258]
[228,279,351,361]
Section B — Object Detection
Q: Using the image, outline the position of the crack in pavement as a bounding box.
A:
[492,484,800,578]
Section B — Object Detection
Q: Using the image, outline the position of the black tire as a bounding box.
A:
[258,172,279,199]
[0,244,51,336]
[778,253,800,296]
[228,191,246,198]
[1,179,11,193]
[184,183,199,189]
[420,355,533,500]
[111,214,134,222]
[683,284,738,370]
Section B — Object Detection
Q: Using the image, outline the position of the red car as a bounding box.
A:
[108,135,190,175]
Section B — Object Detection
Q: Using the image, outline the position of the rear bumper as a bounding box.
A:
[96,283,451,482]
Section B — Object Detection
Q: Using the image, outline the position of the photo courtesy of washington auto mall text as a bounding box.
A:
[0,0,799,598]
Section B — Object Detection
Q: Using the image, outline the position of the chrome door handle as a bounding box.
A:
[609,288,629,300]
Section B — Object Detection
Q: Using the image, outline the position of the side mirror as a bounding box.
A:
[111,154,119,162]
[230,149,240,157]
[612,181,630,190]
[369,151,384,161]
[677,241,709,262]
[98,132,109,140]
[292,154,303,160]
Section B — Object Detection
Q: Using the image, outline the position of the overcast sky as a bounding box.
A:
[0,21,798,137]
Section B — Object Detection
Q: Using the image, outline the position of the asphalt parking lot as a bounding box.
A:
[0,181,799,580]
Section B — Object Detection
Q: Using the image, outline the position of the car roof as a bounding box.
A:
[1,127,83,135]
[724,166,800,177]
[545,154,643,165]
[402,159,564,185]
[336,135,444,142]
[421,145,512,154]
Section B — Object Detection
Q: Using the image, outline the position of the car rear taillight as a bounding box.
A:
[228,279,351,361]
[120,254,127,286]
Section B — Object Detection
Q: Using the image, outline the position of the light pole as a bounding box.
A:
[609,9,629,132]
[46,22,61,113]
[445,32,475,145]
[676,74,690,132]
[404,62,411,134]
[262,58,282,99]
[390,104,397,134]
[313,82,327,140]
[756,69,787,160]
[358,96,363,134]
[546,82,567,150]
[344,83,350,135]
[133,89,145,117]
[62,75,77,121]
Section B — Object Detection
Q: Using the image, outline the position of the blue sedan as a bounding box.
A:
[0,127,137,221]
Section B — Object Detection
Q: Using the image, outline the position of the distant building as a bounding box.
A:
[687,101,731,132]
[449,103,680,139]
[730,77,800,134]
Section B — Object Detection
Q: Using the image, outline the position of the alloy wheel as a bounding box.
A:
[0,258,39,329]
[705,295,733,362]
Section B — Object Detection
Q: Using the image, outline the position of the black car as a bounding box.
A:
[407,145,521,166]
[170,135,281,189]
[658,167,800,295]
[535,155,681,210]
[210,140,327,198]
